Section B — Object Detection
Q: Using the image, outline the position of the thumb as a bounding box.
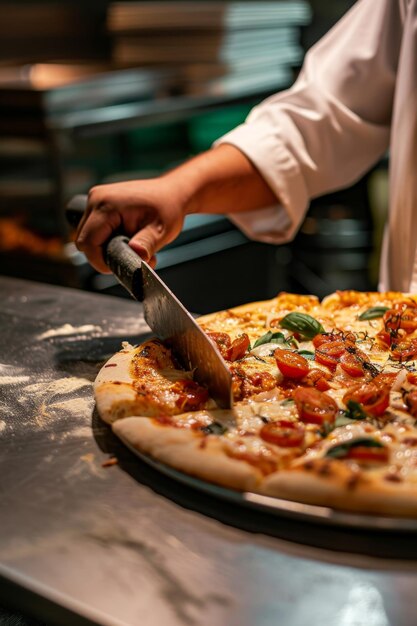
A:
[128,223,164,263]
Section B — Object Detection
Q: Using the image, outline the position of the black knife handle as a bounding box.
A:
[66,194,89,227]
[65,196,144,302]
[106,236,144,301]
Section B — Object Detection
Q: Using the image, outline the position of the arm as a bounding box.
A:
[76,144,276,273]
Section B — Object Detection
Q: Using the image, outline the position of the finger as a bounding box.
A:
[74,203,92,240]
[76,205,121,273]
[128,223,164,263]
[74,187,99,239]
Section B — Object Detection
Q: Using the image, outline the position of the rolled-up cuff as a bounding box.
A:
[214,120,309,244]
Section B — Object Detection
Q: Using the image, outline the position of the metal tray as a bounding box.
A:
[117,434,417,534]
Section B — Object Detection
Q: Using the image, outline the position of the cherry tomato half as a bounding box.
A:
[275,349,309,379]
[206,332,231,358]
[312,333,335,349]
[373,372,398,388]
[346,445,389,463]
[375,330,392,348]
[343,383,390,417]
[339,351,367,378]
[224,333,250,361]
[302,368,332,391]
[390,338,417,362]
[384,303,417,333]
[260,420,305,447]
[315,340,346,371]
[293,387,338,426]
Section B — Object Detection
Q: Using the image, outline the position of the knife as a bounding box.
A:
[66,195,233,409]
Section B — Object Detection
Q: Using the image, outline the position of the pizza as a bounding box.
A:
[94,290,417,517]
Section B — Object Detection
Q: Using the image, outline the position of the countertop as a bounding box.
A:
[1,275,417,626]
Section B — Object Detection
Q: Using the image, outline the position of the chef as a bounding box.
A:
[76,0,416,292]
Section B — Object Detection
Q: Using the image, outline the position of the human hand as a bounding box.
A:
[75,177,187,273]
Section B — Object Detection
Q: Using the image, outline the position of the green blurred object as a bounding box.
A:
[188,104,253,152]
[129,122,185,150]
[125,121,189,171]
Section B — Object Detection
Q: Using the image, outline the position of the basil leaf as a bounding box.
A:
[321,421,335,437]
[344,400,368,420]
[253,331,296,349]
[201,421,227,435]
[279,312,325,339]
[325,437,384,459]
[358,306,389,321]
[297,350,315,360]
[335,414,357,428]
[281,398,295,406]
[253,331,275,348]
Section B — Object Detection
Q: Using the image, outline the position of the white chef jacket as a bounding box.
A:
[216,0,417,292]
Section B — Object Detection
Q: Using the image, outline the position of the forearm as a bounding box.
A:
[163,143,278,216]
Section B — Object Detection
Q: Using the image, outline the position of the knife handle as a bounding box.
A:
[106,236,144,301]
[66,194,89,227]
[65,196,144,301]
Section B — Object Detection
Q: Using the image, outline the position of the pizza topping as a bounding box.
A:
[247,371,277,391]
[343,383,390,417]
[252,330,297,350]
[312,332,339,348]
[344,400,368,420]
[315,340,346,371]
[302,368,332,391]
[172,379,209,412]
[390,338,417,362]
[358,306,389,321]
[403,389,417,417]
[375,329,393,348]
[260,420,305,447]
[206,331,231,357]
[296,350,315,360]
[339,351,367,378]
[274,349,309,380]
[132,339,177,373]
[384,302,417,334]
[201,421,228,435]
[224,439,279,475]
[230,365,278,401]
[279,312,325,340]
[325,437,389,463]
[373,371,399,389]
[224,333,250,361]
[206,331,251,361]
[293,387,338,426]
[401,436,417,446]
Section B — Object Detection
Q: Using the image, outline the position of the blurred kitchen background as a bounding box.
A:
[0,0,387,313]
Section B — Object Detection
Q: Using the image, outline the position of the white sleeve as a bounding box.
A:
[215,0,404,244]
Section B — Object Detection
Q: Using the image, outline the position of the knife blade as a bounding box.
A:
[66,195,233,409]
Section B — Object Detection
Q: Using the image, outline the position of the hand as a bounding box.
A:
[75,177,186,273]
[75,145,277,273]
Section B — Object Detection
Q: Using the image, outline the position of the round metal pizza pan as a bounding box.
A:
[118,435,417,534]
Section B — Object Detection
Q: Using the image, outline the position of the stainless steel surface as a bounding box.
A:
[1,276,417,626]
[141,260,233,409]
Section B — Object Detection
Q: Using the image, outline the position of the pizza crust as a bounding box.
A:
[262,465,417,517]
[113,417,261,492]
